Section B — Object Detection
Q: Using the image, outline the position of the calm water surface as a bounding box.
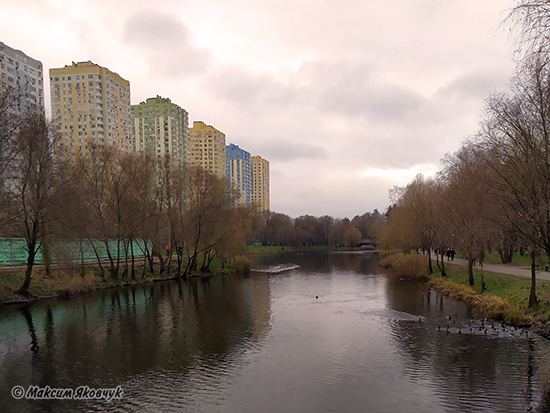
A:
[0,251,548,412]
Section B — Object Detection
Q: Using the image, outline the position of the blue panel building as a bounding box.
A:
[226,143,252,206]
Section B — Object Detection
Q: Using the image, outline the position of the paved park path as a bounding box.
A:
[447,257,550,281]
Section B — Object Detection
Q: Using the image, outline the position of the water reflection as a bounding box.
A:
[0,275,271,412]
[0,251,548,412]
[253,250,380,275]
[385,274,546,412]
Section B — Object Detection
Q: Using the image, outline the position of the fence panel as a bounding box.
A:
[0,238,150,266]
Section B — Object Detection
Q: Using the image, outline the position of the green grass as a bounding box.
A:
[441,264,550,319]
[207,256,233,273]
[510,252,549,267]
[244,245,287,254]
[455,250,549,267]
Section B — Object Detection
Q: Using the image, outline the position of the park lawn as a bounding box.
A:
[505,251,549,268]
[244,245,288,254]
[455,250,549,267]
[443,264,550,319]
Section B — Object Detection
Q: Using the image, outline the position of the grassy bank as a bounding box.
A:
[377,249,550,326]
[0,256,241,305]
[428,264,550,326]
[378,250,429,280]
[243,245,291,254]
[243,245,376,254]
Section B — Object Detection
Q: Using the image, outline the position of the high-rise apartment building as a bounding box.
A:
[226,143,252,206]
[189,121,226,178]
[131,96,189,165]
[49,61,131,164]
[251,156,270,212]
[0,42,44,112]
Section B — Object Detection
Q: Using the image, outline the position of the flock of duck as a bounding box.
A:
[435,314,532,338]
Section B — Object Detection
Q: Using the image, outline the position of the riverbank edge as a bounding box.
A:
[426,274,550,338]
[0,266,237,306]
[0,246,376,306]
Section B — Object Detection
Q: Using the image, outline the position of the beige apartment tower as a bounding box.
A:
[49,61,131,164]
[189,121,226,178]
[252,156,270,212]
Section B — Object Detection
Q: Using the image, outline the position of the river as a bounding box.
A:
[0,251,547,412]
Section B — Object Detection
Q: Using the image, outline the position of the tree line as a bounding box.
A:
[381,0,550,308]
[249,210,385,249]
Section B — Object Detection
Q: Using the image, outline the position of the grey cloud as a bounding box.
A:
[321,83,425,120]
[205,60,425,122]
[205,66,295,107]
[299,61,425,120]
[123,11,187,48]
[435,70,508,101]
[123,10,211,76]
[255,139,329,162]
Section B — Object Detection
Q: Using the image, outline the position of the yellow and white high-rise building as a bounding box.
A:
[251,156,270,212]
[189,121,226,178]
[49,61,131,165]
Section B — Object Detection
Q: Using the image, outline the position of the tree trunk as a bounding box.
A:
[155,250,165,274]
[89,239,105,277]
[467,252,474,286]
[166,247,172,275]
[130,239,135,280]
[18,240,38,295]
[121,239,128,279]
[41,240,51,277]
[79,240,86,277]
[529,250,537,307]
[145,244,154,273]
[480,261,485,291]
[103,240,118,279]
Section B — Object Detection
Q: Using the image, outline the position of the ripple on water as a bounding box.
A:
[1,255,548,413]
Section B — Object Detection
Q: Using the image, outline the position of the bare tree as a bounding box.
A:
[394,174,440,273]
[182,167,231,275]
[319,215,335,247]
[200,206,252,272]
[74,146,131,278]
[0,87,25,178]
[118,153,156,279]
[380,204,418,252]
[0,88,28,231]
[430,179,456,277]
[476,59,550,305]
[269,213,295,248]
[4,110,59,295]
[294,215,323,247]
[440,144,495,287]
[505,0,550,63]
[343,227,361,248]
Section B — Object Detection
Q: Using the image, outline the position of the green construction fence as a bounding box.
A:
[0,238,151,266]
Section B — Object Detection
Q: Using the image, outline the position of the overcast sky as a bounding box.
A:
[2,0,518,218]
